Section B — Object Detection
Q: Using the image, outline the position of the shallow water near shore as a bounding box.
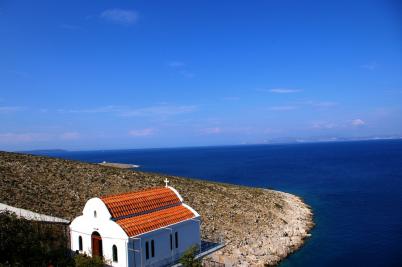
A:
[37,140,402,266]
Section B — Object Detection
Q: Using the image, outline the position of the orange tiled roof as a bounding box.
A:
[116,205,195,237]
[100,187,181,218]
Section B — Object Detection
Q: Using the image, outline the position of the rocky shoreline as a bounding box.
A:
[0,151,314,266]
[204,190,314,266]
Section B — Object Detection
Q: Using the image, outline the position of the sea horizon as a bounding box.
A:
[16,136,402,154]
[30,139,402,266]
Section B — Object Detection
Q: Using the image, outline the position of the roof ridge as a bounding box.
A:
[100,186,167,200]
[112,202,182,221]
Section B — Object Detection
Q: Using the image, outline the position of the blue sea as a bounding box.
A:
[37,140,402,266]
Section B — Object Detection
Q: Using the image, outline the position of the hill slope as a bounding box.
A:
[0,151,313,266]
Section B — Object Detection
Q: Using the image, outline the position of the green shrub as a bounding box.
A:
[74,254,106,267]
[179,245,202,267]
[0,211,73,266]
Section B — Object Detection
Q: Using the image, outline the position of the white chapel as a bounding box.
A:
[69,181,201,267]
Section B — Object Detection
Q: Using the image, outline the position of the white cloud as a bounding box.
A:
[59,105,120,114]
[59,104,197,117]
[263,128,282,134]
[128,128,155,137]
[0,106,25,113]
[312,122,338,129]
[0,133,50,143]
[178,70,195,78]
[168,61,185,68]
[60,132,80,140]
[269,106,297,111]
[167,61,194,78]
[267,88,301,94]
[361,62,378,70]
[298,101,338,109]
[100,9,139,25]
[200,127,222,135]
[351,119,365,126]
[264,100,338,113]
[312,119,366,130]
[120,105,197,117]
[311,101,338,108]
[0,131,82,143]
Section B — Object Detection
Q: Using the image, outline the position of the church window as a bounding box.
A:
[112,245,118,262]
[145,241,149,259]
[78,236,83,251]
[175,232,179,248]
[151,240,155,257]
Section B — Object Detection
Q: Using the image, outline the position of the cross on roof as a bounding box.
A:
[164,178,169,187]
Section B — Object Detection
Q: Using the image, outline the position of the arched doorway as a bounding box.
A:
[91,231,103,258]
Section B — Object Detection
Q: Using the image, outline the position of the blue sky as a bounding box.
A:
[1,0,402,151]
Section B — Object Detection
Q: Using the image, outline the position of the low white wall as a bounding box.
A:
[0,203,69,224]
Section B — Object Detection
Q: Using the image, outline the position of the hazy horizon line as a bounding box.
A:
[11,136,402,154]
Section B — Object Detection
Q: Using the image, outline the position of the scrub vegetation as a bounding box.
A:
[0,211,72,266]
[0,151,314,266]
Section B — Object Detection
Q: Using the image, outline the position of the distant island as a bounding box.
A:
[98,161,140,169]
[17,149,69,154]
[0,151,314,266]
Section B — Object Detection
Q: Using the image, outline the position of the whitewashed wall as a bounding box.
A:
[70,198,129,267]
[70,196,201,267]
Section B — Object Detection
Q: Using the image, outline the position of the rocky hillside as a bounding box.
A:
[0,151,314,266]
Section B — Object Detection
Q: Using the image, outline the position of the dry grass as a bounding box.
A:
[0,151,313,266]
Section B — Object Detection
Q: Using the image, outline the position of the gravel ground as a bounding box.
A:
[0,151,314,266]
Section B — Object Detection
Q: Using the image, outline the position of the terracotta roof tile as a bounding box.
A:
[116,205,195,237]
[100,187,181,218]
